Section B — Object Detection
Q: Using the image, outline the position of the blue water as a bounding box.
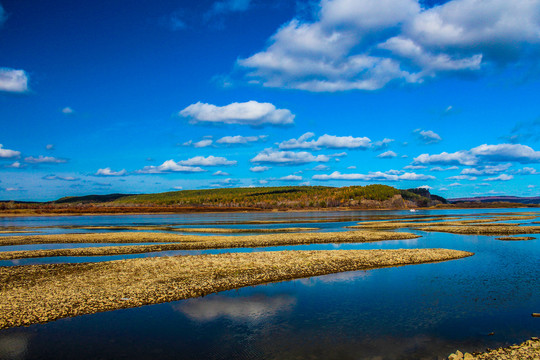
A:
[0,209,538,360]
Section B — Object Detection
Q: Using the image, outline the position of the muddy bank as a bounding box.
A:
[0,248,472,329]
[417,225,540,235]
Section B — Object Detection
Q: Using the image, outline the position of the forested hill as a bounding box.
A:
[70,185,445,209]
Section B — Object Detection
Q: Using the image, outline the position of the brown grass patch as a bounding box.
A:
[0,248,472,329]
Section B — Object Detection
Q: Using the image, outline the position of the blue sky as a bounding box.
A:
[0,0,539,201]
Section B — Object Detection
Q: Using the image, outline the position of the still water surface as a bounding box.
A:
[0,209,538,359]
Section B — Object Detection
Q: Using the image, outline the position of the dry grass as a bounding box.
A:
[417,225,540,235]
[0,248,472,329]
[71,226,319,233]
[0,230,420,260]
[495,236,536,241]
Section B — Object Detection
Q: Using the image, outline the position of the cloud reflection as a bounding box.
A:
[0,333,29,360]
[173,293,296,322]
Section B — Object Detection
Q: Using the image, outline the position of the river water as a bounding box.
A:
[0,209,538,359]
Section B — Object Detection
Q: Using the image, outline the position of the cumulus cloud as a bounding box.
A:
[279,174,303,181]
[516,167,538,175]
[137,160,206,174]
[414,143,540,165]
[180,101,294,126]
[446,175,477,180]
[193,139,213,148]
[42,174,79,181]
[238,0,540,92]
[415,129,442,144]
[251,148,330,165]
[460,163,511,175]
[216,135,267,144]
[178,156,237,166]
[312,170,434,181]
[25,155,66,164]
[213,170,230,176]
[5,161,23,168]
[486,174,513,181]
[278,132,371,150]
[377,150,397,158]
[430,166,458,171]
[417,185,432,190]
[312,164,330,171]
[404,164,427,170]
[95,168,127,176]
[372,138,394,149]
[0,144,21,159]
[61,107,74,114]
[250,166,270,172]
[0,68,29,93]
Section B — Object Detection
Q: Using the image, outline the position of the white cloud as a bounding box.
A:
[461,163,511,175]
[430,166,458,171]
[25,156,66,164]
[279,174,303,181]
[516,167,538,175]
[312,164,330,171]
[0,144,21,159]
[5,161,23,168]
[250,166,270,172]
[372,138,394,149]
[377,150,397,158]
[278,132,371,150]
[448,182,462,187]
[95,168,127,176]
[216,135,266,144]
[137,160,206,174]
[213,170,230,176]
[42,174,79,181]
[417,185,432,190]
[172,186,183,190]
[415,129,442,144]
[194,139,213,148]
[486,174,514,181]
[446,175,477,180]
[415,143,540,166]
[414,150,475,165]
[178,156,237,166]
[238,0,540,92]
[347,165,356,169]
[312,170,434,181]
[404,164,427,170]
[180,101,294,126]
[46,144,54,150]
[0,68,29,93]
[251,148,330,165]
[61,107,74,114]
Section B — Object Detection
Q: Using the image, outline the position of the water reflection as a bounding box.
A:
[0,333,29,360]
[174,293,296,322]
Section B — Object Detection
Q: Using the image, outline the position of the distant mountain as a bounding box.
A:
[448,196,540,204]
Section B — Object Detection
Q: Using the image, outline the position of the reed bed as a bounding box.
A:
[0,248,472,329]
[71,226,319,233]
[417,225,540,235]
[495,236,536,241]
[0,230,420,260]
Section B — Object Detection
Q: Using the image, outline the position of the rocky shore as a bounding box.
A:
[448,337,540,359]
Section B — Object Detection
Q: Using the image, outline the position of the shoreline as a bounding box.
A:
[448,337,539,359]
[1,205,538,217]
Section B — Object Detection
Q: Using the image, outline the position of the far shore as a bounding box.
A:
[0,203,538,217]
